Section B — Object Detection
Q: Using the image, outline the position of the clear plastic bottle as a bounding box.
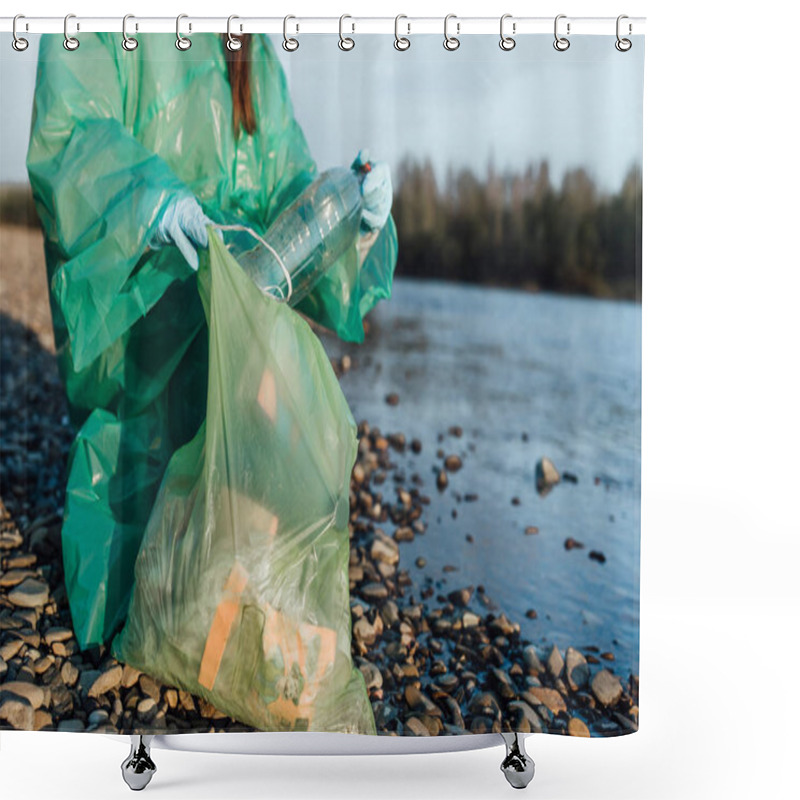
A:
[224,166,365,305]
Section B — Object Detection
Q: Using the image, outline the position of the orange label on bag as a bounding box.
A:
[198,561,249,691]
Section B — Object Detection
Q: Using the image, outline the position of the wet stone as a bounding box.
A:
[568,717,591,737]
[360,582,389,602]
[565,647,591,691]
[447,587,472,608]
[1,681,46,709]
[8,578,49,609]
[137,697,158,722]
[507,700,544,734]
[547,645,565,679]
[0,696,34,729]
[370,534,399,565]
[404,716,429,736]
[61,660,79,687]
[121,664,142,689]
[415,557,426,569]
[393,526,414,543]
[380,600,400,628]
[524,687,567,715]
[44,627,73,646]
[139,674,161,700]
[535,457,561,496]
[359,661,383,691]
[87,664,123,698]
[0,639,24,662]
[436,470,448,490]
[0,569,36,588]
[591,670,623,707]
[444,455,462,472]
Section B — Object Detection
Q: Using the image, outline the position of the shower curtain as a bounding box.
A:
[0,28,643,739]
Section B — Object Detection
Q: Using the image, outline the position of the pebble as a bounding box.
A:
[436,470,448,490]
[404,686,441,716]
[44,627,73,646]
[1,681,46,709]
[88,709,110,728]
[414,556,426,568]
[87,664,123,698]
[380,600,400,628]
[404,716,429,736]
[411,439,422,453]
[139,674,162,701]
[461,611,481,628]
[535,457,561,496]
[511,497,521,506]
[507,700,544,734]
[565,647,591,691]
[524,526,539,535]
[393,526,414,543]
[0,569,36,588]
[359,662,383,690]
[370,535,399,566]
[444,455,462,472]
[467,692,501,720]
[547,645,564,679]
[33,655,55,675]
[8,577,49,608]
[562,472,579,484]
[523,646,544,675]
[385,393,400,406]
[524,687,567,715]
[137,697,158,722]
[57,719,85,732]
[0,639,24,662]
[591,669,623,707]
[0,657,6,681]
[568,717,591,737]
[121,664,142,688]
[60,661,79,687]
[564,537,585,551]
[33,709,53,731]
[353,617,377,646]
[0,531,23,550]
[447,587,472,608]
[360,582,389,602]
[0,697,34,729]
[589,550,607,564]
[525,609,538,619]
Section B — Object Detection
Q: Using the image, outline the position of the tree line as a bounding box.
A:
[391,158,642,300]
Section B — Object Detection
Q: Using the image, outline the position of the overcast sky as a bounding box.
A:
[1,33,643,190]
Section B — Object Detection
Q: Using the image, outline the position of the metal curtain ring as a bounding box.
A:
[500,14,516,51]
[339,15,355,51]
[394,15,410,51]
[283,15,299,51]
[176,14,191,50]
[63,13,80,50]
[12,14,29,51]
[122,14,138,51]
[227,15,242,51]
[616,14,632,51]
[444,14,460,51]
[553,14,570,51]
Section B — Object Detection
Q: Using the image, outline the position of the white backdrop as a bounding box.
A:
[1,1,798,798]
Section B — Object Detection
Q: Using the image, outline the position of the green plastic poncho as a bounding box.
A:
[26,33,397,651]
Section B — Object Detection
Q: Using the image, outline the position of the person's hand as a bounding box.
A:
[151,193,213,271]
[351,150,392,232]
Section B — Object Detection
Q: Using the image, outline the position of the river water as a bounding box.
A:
[320,278,641,679]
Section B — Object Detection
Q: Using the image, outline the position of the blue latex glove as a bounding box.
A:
[151,193,212,271]
[351,150,393,232]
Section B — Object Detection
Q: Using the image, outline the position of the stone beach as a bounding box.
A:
[0,224,638,738]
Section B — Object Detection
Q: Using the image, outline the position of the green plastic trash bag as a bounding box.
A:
[112,232,375,734]
[26,32,397,649]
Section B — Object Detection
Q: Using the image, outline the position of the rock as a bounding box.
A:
[8,578,49,608]
[44,627,73,646]
[589,550,607,564]
[139,674,161,700]
[436,674,459,693]
[380,600,400,628]
[0,530,23,550]
[393,526,414,542]
[0,657,6,681]
[1,681,46,709]
[436,470,448,490]
[57,719,85,732]
[562,471,579,484]
[523,646,544,675]
[467,691,501,720]
[564,537,585,550]
[547,645,564,679]
[525,609,538,619]
[447,587,473,607]
[535,457,561,496]
[32,655,55,675]
[121,664,142,688]
[524,526,539,535]
[88,709,110,727]
[137,697,158,722]
[370,534,399,565]
[359,662,383,690]
[404,686,441,716]
[385,393,400,406]
[60,661,79,687]
[415,556,426,568]
[490,668,517,700]
[420,714,443,736]
[507,700,544,733]
[461,611,481,628]
[565,647,591,691]
[568,717,591,737]
[360,582,388,602]
[511,497,521,506]
[0,639,23,662]
[591,670,623,707]
[404,716,429,736]
[33,709,53,731]
[524,687,567,715]
[411,439,422,454]
[0,697,34,729]
[87,664,123,698]
[488,614,517,637]
[601,652,616,662]
[444,455,462,472]
[469,715,497,734]
[353,617,377,646]
[0,569,36,588]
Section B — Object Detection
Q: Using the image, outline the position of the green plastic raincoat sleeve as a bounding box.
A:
[26,33,192,373]
[258,38,398,343]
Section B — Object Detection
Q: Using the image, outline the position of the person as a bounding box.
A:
[26,32,397,651]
